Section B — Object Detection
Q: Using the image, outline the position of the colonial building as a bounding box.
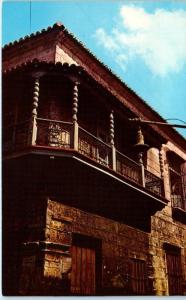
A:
[2,22,186,296]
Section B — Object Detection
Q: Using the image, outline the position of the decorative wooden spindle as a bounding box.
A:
[134,126,149,187]
[72,80,79,150]
[110,110,115,146]
[159,150,163,178]
[159,149,164,179]
[159,148,165,197]
[32,77,40,118]
[110,110,116,171]
[138,151,143,165]
[30,76,40,145]
[72,81,79,123]
[138,151,145,187]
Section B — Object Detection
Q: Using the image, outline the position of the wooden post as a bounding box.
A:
[159,149,164,179]
[138,152,145,187]
[29,76,40,146]
[72,80,79,150]
[135,126,149,187]
[159,148,165,196]
[110,110,116,171]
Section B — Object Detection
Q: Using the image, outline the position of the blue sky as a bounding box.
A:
[2,0,186,137]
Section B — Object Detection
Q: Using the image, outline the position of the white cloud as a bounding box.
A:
[94,6,186,77]
[95,28,119,51]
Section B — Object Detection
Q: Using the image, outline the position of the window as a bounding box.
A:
[130,258,147,295]
[168,152,186,210]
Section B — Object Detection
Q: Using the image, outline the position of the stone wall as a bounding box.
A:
[149,142,186,295]
[150,212,186,295]
[44,198,153,295]
[18,193,47,295]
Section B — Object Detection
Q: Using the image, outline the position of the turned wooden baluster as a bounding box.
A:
[138,151,145,187]
[135,126,147,187]
[30,76,40,146]
[159,148,165,195]
[159,149,164,179]
[72,80,79,150]
[110,110,116,171]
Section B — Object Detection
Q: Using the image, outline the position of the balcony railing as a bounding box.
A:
[171,180,186,210]
[3,118,164,197]
[36,118,73,148]
[116,150,141,185]
[78,126,112,168]
[171,194,185,210]
[145,169,164,196]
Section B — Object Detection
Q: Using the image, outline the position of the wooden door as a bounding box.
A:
[131,259,147,295]
[71,244,96,295]
[166,250,183,295]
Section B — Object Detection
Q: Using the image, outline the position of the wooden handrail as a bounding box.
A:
[36,117,73,125]
[79,126,112,149]
[144,168,162,181]
[116,149,141,167]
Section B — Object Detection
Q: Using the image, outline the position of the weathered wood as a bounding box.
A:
[110,111,116,171]
[72,81,79,150]
[159,150,164,179]
[72,81,79,123]
[71,244,96,295]
[109,111,114,146]
[138,152,145,187]
[30,76,40,145]
[166,248,182,295]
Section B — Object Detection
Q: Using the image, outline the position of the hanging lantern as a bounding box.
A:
[133,126,149,153]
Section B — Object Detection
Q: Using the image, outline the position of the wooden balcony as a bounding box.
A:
[3,117,169,231]
[4,117,165,198]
